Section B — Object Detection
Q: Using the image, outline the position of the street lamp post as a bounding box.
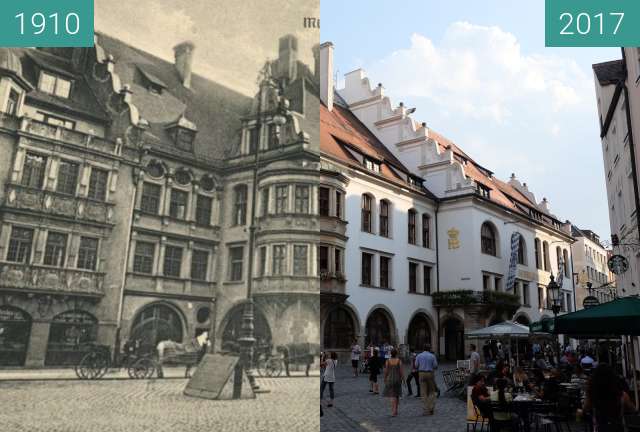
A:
[547,275,562,365]
[233,74,288,398]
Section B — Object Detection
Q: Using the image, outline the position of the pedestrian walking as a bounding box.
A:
[405,350,421,397]
[351,339,361,377]
[320,351,337,407]
[383,348,403,417]
[469,343,481,384]
[415,343,438,415]
[368,347,382,394]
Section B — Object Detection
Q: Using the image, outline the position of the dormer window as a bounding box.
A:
[38,71,71,98]
[477,183,491,199]
[364,157,380,173]
[166,114,197,152]
[136,65,167,95]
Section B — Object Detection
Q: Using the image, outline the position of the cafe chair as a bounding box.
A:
[467,403,489,432]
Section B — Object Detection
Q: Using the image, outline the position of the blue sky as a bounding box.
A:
[322,0,619,240]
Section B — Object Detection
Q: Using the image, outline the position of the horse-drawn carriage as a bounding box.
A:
[257,342,320,377]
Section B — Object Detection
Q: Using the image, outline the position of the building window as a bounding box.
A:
[319,187,330,216]
[258,246,267,276]
[422,214,431,248]
[229,246,244,281]
[133,241,155,274]
[361,252,373,286]
[538,286,545,309]
[364,158,380,172]
[408,210,417,244]
[140,182,162,214]
[6,227,34,263]
[38,72,72,98]
[233,185,247,225]
[319,245,329,273]
[543,241,550,271]
[191,249,209,281]
[521,282,530,305]
[163,246,182,277]
[43,232,67,267]
[293,245,308,276]
[335,248,342,273]
[248,128,259,154]
[56,160,79,196]
[87,167,108,201]
[294,185,310,213]
[379,200,390,237]
[409,262,418,293]
[275,185,288,214]
[33,111,75,130]
[563,250,570,275]
[424,265,432,295]
[261,188,270,217]
[169,189,188,219]
[6,89,19,116]
[361,195,373,232]
[483,274,491,291]
[195,195,212,226]
[517,235,526,265]
[379,256,390,289]
[21,152,47,189]
[494,276,502,291]
[272,245,286,276]
[336,190,342,219]
[268,123,278,148]
[77,237,98,271]
[481,222,497,256]
[534,238,541,269]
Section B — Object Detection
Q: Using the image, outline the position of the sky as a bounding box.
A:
[95,0,319,96]
[322,0,619,240]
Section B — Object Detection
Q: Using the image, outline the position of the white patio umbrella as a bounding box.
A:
[465,321,531,366]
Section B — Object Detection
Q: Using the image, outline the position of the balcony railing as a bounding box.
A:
[0,262,105,297]
[5,183,115,225]
[20,118,112,150]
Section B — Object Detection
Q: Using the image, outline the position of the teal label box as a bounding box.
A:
[0,0,94,47]
[546,0,640,47]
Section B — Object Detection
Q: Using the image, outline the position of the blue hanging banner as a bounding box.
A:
[506,232,521,292]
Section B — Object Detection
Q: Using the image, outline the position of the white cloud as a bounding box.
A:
[367,22,592,123]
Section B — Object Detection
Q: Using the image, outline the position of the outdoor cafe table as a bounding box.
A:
[511,393,542,432]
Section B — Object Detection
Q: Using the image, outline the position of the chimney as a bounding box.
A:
[173,41,195,89]
[278,34,298,82]
[320,42,334,111]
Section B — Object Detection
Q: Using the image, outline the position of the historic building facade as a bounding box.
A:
[570,226,614,310]
[593,53,640,299]
[0,33,320,367]
[321,42,576,360]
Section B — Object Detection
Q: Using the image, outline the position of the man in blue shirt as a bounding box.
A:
[414,344,438,415]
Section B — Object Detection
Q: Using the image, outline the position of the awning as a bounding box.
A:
[553,296,640,336]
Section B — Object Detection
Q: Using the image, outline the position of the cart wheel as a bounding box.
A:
[131,357,155,379]
[77,351,107,380]
[262,358,281,377]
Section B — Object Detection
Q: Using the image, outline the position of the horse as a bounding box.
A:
[156,331,209,378]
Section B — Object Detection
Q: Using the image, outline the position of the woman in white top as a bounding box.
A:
[321,351,338,407]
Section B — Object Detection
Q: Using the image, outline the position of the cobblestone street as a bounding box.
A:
[0,375,319,432]
[321,365,467,432]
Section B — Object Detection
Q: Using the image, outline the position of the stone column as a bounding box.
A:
[25,320,50,368]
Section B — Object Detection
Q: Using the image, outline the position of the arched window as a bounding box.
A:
[534,238,542,269]
[517,235,526,265]
[379,200,390,237]
[556,246,562,273]
[481,222,497,256]
[361,194,373,233]
[408,209,417,244]
[543,241,550,271]
[46,310,98,366]
[563,249,570,275]
[233,184,248,225]
[324,306,356,349]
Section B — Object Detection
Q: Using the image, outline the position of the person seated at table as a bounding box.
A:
[536,369,561,401]
[471,374,492,417]
[487,360,511,386]
[583,364,636,432]
[490,377,521,429]
[513,367,529,389]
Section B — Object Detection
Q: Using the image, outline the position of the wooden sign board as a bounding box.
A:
[184,354,255,400]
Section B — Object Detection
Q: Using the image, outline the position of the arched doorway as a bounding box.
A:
[46,310,98,366]
[221,303,271,356]
[407,313,432,351]
[365,308,393,346]
[443,318,464,361]
[0,306,31,366]
[130,303,184,355]
[323,306,356,350]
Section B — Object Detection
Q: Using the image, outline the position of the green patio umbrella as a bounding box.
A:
[529,318,555,334]
[553,296,640,336]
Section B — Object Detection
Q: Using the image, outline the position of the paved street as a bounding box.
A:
[321,364,467,432]
[0,375,319,432]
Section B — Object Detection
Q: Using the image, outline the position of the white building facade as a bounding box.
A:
[571,226,615,309]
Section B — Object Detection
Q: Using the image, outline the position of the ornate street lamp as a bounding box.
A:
[234,70,289,398]
[547,275,562,364]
